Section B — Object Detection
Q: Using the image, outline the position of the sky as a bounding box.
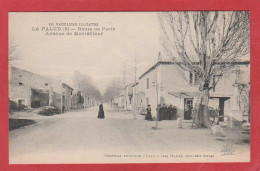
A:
[9,12,164,93]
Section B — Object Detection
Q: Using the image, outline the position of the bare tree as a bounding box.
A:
[9,38,19,62]
[158,11,250,127]
[103,78,121,102]
[73,71,102,101]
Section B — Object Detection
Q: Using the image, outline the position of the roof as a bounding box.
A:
[138,60,250,80]
[139,61,174,79]
[62,83,74,90]
[31,87,49,93]
[132,82,139,87]
[124,83,134,89]
[11,66,75,90]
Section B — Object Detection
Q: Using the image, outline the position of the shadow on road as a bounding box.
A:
[9,118,37,131]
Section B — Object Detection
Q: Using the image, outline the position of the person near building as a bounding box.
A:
[161,104,167,120]
[168,105,177,120]
[145,104,153,121]
[157,104,162,121]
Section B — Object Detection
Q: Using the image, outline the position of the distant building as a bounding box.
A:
[71,91,84,109]
[62,83,74,111]
[83,95,98,108]
[9,66,74,113]
[118,83,134,111]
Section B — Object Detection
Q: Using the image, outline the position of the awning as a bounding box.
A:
[209,92,232,98]
[168,91,199,98]
[169,91,232,99]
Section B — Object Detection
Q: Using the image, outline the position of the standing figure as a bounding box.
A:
[145,105,153,121]
[165,104,170,120]
[162,104,167,120]
[167,105,172,120]
[168,105,177,120]
[97,102,105,119]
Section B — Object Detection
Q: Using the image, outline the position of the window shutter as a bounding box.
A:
[184,71,190,84]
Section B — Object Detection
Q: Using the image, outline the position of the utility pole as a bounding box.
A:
[134,56,137,119]
[153,79,159,129]
[152,56,165,129]
[123,55,145,119]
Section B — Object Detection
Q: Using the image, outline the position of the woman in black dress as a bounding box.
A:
[145,105,153,121]
[97,102,105,119]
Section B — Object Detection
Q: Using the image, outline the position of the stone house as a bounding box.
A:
[9,66,74,113]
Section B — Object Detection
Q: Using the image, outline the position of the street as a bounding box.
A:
[9,105,250,164]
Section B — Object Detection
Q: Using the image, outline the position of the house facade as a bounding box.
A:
[114,83,134,111]
[133,60,250,121]
[9,66,74,113]
[62,83,74,111]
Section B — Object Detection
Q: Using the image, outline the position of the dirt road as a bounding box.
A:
[9,105,250,163]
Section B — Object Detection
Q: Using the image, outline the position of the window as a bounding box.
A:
[194,73,199,85]
[45,83,48,86]
[71,91,73,95]
[189,72,193,84]
[188,72,199,85]
[18,83,23,86]
[19,74,22,77]
[160,96,165,104]
[146,78,149,89]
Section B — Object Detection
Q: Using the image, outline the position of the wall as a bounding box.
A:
[63,86,73,111]
[138,67,158,117]
[9,84,31,107]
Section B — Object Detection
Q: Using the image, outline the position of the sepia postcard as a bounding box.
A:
[8,12,250,164]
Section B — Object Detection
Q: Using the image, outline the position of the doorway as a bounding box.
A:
[184,98,193,120]
[18,99,25,111]
[218,97,229,122]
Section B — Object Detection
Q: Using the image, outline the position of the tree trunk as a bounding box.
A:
[201,88,210,127]
[196,82,210,128]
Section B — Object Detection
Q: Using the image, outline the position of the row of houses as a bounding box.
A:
[111,54,250,122]
[9,66,98,113]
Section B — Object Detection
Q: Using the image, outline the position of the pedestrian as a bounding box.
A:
[162,104,167,120]
[167,105,172,120]
[165,105,171,120]
[97,102,105,119]
[145,104,153,121]
[168,105,176,120]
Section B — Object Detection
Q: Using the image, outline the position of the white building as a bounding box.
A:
[133,60,250,121]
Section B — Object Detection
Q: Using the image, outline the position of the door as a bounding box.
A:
[219,98,225,122]
[18,99,25,111]
[184,98,193,120]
